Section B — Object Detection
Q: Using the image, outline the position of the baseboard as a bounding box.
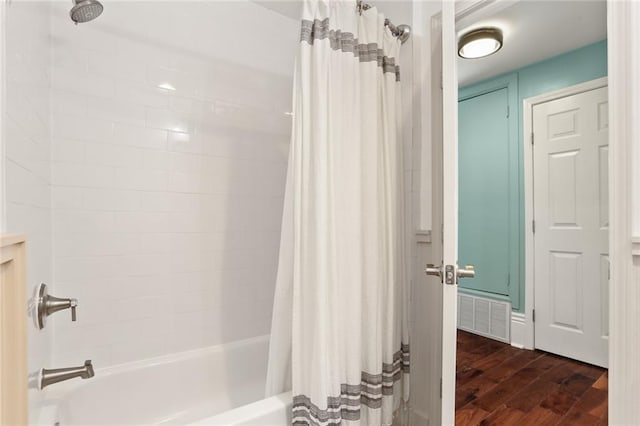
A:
[510,312,526,349]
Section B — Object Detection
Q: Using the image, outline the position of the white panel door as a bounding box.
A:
[427,2,477,423]
[440,2,460,423]
[533,86,609,367]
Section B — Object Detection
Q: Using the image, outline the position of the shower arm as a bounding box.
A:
[356,0,412,44]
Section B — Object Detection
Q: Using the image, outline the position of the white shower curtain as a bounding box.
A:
[266,1,409,424]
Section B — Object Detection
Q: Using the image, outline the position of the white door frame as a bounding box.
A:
[521,77,608,351]
[437,0,640,423]
[606,1,640,424]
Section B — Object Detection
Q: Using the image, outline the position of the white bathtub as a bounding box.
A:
[35,335,292,425]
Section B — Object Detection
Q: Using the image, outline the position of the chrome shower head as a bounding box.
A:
[70,0,104,24]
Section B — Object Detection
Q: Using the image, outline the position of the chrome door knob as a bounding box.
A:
[457,265,476,279]
[425,263,442,278]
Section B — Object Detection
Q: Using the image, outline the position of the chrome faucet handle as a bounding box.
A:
[36,283,79,330]
[71,299,77,321]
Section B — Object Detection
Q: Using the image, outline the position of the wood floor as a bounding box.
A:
[456,331,608,425]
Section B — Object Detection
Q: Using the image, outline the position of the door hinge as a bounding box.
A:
[507,273,511,287]
[532,309,536,322]
[507,105,510,118]
[532,220,536,234]
[439,378,442,398]
[441,223,444,244]
[531,132,534,145]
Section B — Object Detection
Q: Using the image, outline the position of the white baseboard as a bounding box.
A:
[510,312,527,349]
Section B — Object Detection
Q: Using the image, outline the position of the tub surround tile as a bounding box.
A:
[49,0,298,368]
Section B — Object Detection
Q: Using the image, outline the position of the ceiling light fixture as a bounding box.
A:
[458,27,503,59]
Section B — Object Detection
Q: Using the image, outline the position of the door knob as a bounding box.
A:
[425,263,442,278]
[426,263,475,285]
[457,265,475,279]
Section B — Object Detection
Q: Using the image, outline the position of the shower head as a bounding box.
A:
[70,0,104,24]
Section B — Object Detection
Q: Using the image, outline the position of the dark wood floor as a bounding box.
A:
[456,330,608,425]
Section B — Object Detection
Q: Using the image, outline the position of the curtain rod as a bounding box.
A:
[356,0,412,44]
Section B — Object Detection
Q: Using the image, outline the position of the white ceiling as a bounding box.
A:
[253,0,412,26]
[458,0,607,87]
[253,1,302,20]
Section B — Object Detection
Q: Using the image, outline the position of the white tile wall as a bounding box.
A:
[49,1,298,368]
[3,1,53,421]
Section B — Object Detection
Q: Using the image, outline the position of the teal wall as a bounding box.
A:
[459,40,608,312]
[459,76,519,307]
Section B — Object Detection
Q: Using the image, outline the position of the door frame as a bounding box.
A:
[521,77,608,351]
[606,1,640,423]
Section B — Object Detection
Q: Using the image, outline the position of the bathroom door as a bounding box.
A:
[424,2,473,423]
[440,2,461,423]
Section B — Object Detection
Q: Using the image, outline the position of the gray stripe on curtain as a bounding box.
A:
[291,344,410,423]
[300,18,401,82]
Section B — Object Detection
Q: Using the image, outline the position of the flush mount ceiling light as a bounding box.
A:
[458,27,503,59]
